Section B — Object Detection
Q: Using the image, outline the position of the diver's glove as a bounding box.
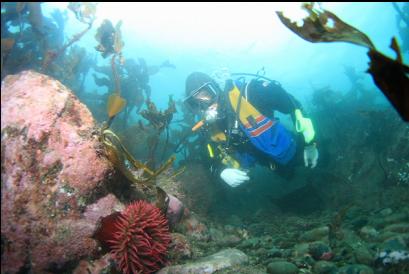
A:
[295,109,315,144]
[304,143,319,168]
[220,168,249,187]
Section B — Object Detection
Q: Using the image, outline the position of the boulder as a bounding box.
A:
[267,261,298,274]
[168,233,193,262]
[337,264,374,274]
[313,261,337,274]
[158,248,248,274]
[1,71,117,273]
[299,226,329,242]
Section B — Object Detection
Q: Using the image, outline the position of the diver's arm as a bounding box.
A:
[284,92,317,146]
[272,88,319,168]
[249,80,316,145]
[276,88,319,168]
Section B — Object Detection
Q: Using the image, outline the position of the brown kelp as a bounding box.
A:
[141,96,177,132]
[68,2,96,25]
[12,3,45,36]
[95,19,127,126]
[107,94,126,119]
[100,126,174,185]
[1,38,15,78]
[277,3,409,121]
[328,204,353,248]
[100,125,181,213]
[141,96,177,165]
[367,38,409,122]
[276,3,374,49]
[27,2,45,35]
[101,50,180,211]
[42,2,96,71]
[1,3,47,78]
[95,19,124,59]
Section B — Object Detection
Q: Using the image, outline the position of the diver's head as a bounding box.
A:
[184,72,221,116]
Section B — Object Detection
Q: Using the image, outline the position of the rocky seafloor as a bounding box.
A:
[78,201,408,274]
[161,201,409,274]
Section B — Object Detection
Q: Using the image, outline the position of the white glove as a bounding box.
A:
[304,143,319,168]
[220,168,249,187]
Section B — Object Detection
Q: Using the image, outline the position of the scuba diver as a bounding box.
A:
[183,71,319,187]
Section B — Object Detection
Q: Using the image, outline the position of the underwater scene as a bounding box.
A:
[1,2,409,274]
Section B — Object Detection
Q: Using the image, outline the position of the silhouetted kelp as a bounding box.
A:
[277,3,409,121]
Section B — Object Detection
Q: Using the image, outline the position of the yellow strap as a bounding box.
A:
[207,144,214,158]
[228,85,262,125]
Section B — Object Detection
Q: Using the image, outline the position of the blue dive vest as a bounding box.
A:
[228,84,296,165]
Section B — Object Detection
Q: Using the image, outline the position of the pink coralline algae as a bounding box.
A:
[168,233,193,262]
[73,253,115,274]
[180,213,210,241]
[1,71,119,273]
[320,251,334,261]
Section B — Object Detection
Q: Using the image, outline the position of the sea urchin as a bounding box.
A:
[106,200,171,274]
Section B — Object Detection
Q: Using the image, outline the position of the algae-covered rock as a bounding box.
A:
[383,223,409,234]
[337,264,374,274]
[313,261,337,274]
[379,208,393,216]
[293,243,310,258]
[372,212,409,227]
[1,70,115,273]
[354,245,374,265]
[381,234,408,250]
[168,233,193,262]
[178,213,210,241]
[157,248,248,274]
[308,241,332,260]
[300,226,329,242]
[266,261,298,274]
[359,226,379,241]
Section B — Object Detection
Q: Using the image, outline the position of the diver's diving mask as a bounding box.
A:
[184,82,218,113]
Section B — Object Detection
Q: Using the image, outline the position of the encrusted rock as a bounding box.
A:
[359,226,379,241]
[337,264,374,274]
[313,261,337,274]
[267,261,299,274]
[168,233,193,262]
[1,71,116,273]
[73,253,115,274]
[308,241,333,261]
[178,213,209,241]
[354,245,374,265]
[299,226,329,242]
[157,248,248,274]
